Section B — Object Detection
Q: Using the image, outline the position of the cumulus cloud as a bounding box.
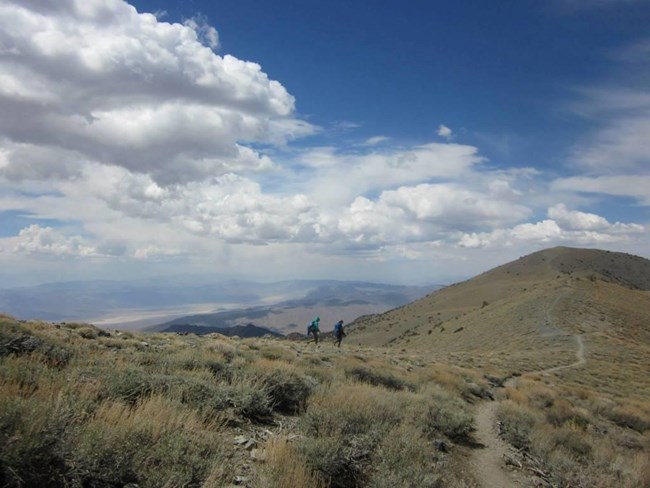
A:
[333,182,532,248]
[7,225,100,257]
[458,205,644,249]
[437,124,453,140]
[0,0,313,185]
[547,203,610,230]
[297,142,485,206]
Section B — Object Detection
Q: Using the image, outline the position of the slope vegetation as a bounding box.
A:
[348,247,650,393]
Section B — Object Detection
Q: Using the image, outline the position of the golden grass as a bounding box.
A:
[254,437,325,488]
[1,313,648,487]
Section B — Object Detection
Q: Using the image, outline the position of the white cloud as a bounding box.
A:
[547,203,610,230]
[296,142,485,207]
[568,83,650,176]
[458,206,645,249]
[0,0,313,185]
[437,124,453,140]
[7,225,100,257]
[552,175,650,206]
[571,116,650,173]
[363,136,389,146]
[184,16,219,49]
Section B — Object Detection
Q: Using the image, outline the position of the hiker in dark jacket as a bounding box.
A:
[307,316,320,344]
[333,320,345,347]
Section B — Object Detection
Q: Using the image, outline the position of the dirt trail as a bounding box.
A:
[470,295,587,488]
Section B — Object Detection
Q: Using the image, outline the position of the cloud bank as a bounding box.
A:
[0,0,647,284]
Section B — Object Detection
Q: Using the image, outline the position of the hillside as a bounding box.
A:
[1,247,649,487]
[348,246,650,399]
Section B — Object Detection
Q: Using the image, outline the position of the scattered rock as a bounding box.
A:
[234,435,257,450]
[3,334,41,355]
[484,374,505,387]
[250,448,266,462]
[232,475,250,485]
[434,439,449,453]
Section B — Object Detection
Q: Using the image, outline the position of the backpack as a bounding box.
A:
[334,321,344,336]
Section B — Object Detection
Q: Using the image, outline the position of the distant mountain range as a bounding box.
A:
[150,281,442,335]
[161,323,282,338]
[0,276,442,332]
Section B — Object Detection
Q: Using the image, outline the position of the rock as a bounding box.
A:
[4,334,41,354]
[233,475,249,485]
[250,448,266,462]
[434,439,449,453]
[234,435,257,450]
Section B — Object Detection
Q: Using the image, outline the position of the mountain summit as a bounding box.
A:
[348,247,650,398]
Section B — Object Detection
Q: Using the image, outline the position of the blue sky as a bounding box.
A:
[0,0,649,287]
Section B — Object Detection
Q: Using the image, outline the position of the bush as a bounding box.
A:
[101,367,156,404]
[346,367,414,392]
[0,327,72,368]
[546,399,590,430]
[299,384,406,488]
[0,395,77,487]
[68,424,142,487]
[550,426,593,460]
[604,406,650,433]
[225,378,273,422]
[262,369,315,414]
[368,424,443,488]
[497,400,539,449]
[423,389,473,442]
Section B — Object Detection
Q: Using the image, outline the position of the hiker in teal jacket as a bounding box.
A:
[307,317,320,344]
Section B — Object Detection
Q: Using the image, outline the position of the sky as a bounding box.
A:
[1,0,649,287]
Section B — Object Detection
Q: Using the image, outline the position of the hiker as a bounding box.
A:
[307,316,320,344]
[333,319,345,347]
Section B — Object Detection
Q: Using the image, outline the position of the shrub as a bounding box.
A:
[546,399,590,430]
[68,423,143,486]
[604,405,650,433]
[550,426,593,460]
[346,367,414,392]
[0,395,78,487]
[368,424,443,488]
[77,327,98,340]
[262,368,315,414]
[225,377,273,422]
[68,397,230,488]
[101,367,156,404]
[497,400,539,449]
[423,389,473,442]
[0,328,72,368]
[299,384,406,488]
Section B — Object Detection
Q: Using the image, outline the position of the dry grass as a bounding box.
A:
[254,437,325,488]
[2,268,649,488]
[0,316,484,488]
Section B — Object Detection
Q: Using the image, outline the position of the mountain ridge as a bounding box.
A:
[347,246,650,400]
